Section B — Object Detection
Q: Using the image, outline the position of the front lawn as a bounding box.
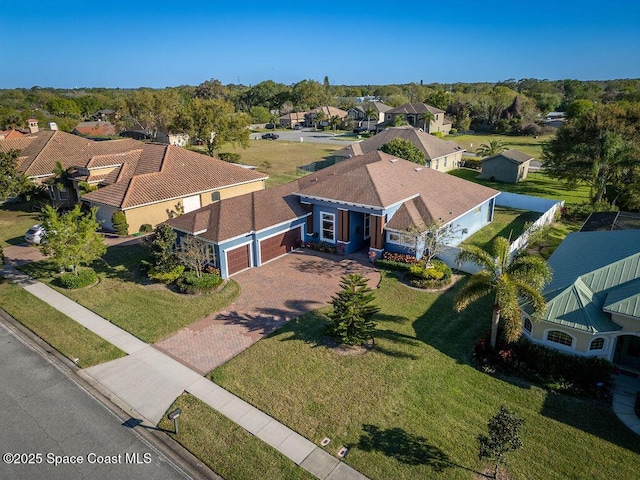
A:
[449,169,591,206]
[19,243,240,343]
[461,207,541,251]
[0,201,40,247]
[210,272,640,480]
[158,395,316,480]
[0,280,124,367]
[444,134,552,159]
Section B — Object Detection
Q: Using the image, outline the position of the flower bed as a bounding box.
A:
[301,241,338,255]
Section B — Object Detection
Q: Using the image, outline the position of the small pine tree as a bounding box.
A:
[142,224,178,273]
[111,211,129,237]
[328,274,380,346]
[478,405,524,479]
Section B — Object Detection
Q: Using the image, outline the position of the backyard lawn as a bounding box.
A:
[444,133,553,159]
[197,141,342,187]
[461,207,541,251]
[208,272,640,480]
[18,243,240,343]
[449,169,591,206]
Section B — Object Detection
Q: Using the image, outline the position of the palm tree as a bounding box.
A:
[329,115,341,131]
[419,110,435,132]
[454,237,552,348]
[476,139,506,157]
[314,110,326,129]
[363,106,377,130]
[47,160,76,205]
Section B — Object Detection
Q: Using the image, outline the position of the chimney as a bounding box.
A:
[28,118,39,134]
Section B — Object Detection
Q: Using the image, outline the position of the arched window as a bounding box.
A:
[523,318,532,333]
[547,330,573,347]
[590,338,605,351]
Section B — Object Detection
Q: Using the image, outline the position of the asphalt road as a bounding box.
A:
[0,320,197,480]
[251,127,356,145]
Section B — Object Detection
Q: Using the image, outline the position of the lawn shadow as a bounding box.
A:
[122,417,173,434]
[355,424,482,475]
[411,277,492,366]
[91,244,150,283]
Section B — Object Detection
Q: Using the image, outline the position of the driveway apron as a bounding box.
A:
[154,250,379,374]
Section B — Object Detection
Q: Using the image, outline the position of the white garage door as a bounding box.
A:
[182,195,201,213]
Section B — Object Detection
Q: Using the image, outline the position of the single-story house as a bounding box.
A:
[166,150,499,278]
[329,126,465,172]
[521,230,640,369]
[0,121,267,233]
[381,103,452,135]
[72,121,117,138]
[80,144,267,234]
[478,149,532,183]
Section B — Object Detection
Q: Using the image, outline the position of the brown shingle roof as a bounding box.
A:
[333,126,464,161]
[309,106,348,118]
[387,103,445,115]
[82,144,267,209]
[296,150,498,226]
[167,181,308,242]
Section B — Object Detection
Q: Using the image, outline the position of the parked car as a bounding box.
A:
[353,126,368,133]
[261,133,279,140]
[25,224,46,244]
[293,124,303,130]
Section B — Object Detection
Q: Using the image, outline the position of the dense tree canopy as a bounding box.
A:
[380,138,426,165]
[0,150,32,199]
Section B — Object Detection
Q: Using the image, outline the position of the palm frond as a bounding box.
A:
[456,245,496,272]
[454,272,493,311]
[509,254,553,288]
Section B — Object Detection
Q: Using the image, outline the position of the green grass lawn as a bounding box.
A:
[209,273,640,480]
[19,243,240,343]
[449,169,591,206]
[0,280,124,367]
[445,134,553,159]
[461,207,541,250]
[195,141,343,187]
[158,394,316,480]
[0,201,41,247]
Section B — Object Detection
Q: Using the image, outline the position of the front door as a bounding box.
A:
[614,335,640,371]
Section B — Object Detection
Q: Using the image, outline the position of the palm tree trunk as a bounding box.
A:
[490,303,501,348]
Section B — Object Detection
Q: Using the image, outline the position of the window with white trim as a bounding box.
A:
[547,330,572,347]
[320,212,335,243]
[363,214,371,239]
[590,338,605,351]
[523,318,532,333]
[387,231,414,248]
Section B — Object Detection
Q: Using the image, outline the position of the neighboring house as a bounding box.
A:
[329,126,465,172]
[118,128,188,146]
[521,230,640,369]
[347,101,392,130]
[79,144,267,234]
[305,106,348,128]
[0,129,25,140]
[166,150,499,278]
[72,121,117,138]
[92,109,116,121]
[0,121,267,232]
[381,103,452,134]
[279,111,308,129]
[478,149,532,183]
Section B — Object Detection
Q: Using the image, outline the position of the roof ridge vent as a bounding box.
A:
[389,158,398,163]
[414,167,423,171]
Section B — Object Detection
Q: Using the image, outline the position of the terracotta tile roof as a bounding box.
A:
[333,126,464,161]
[484,149,533,164]
[86,150,143,169]
[387,103,445,115]
[296,150,499,226]
[73,121,117,137]
[0,130,143,177]
[82,144,267,209]
[167,181,308,242]
[0,129,25,139]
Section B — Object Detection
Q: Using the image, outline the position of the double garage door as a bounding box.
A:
[259,228,301,265]
[225,227,301,277]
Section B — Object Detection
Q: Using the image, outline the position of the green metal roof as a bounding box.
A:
[541,230,640,333]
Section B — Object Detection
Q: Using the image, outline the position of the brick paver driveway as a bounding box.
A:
[154,251,380,374]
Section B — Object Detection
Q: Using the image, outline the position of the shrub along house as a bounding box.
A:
[521,230,640,370]
[166,150,499,278]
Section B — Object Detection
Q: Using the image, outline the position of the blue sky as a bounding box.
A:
[1,1,639,88]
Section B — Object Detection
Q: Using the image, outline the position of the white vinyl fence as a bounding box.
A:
[438,192,564,274]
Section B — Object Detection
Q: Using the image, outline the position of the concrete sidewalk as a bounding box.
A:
[2,265,368,480]
[612,372,640,435]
